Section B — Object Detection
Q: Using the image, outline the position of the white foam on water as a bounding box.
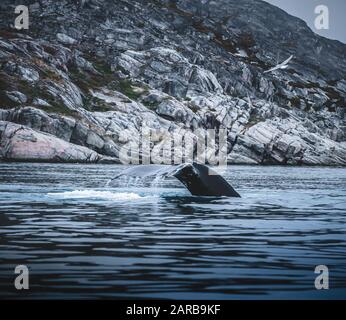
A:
[48,190,145,201]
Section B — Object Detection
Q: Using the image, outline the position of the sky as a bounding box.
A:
[264,0,346,43]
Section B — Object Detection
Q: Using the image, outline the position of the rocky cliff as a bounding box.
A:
[0,0,345,165]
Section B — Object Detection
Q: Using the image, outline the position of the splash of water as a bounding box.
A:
[48,190,144,201]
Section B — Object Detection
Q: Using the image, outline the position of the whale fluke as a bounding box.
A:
[173,163,241,197]
[110,163,240,198]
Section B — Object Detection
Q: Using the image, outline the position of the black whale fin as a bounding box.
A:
[173,163,241,197]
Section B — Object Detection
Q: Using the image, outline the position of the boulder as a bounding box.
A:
[0,121,101,163]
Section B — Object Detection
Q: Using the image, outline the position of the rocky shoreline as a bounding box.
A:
[1,106,345,166]
[0,0,345,165]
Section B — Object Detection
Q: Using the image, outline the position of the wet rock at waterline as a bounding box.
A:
[0,121,108,163]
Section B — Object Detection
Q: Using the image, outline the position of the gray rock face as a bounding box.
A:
[56,33,77,45]
[0,121,101,163]
[115,47,224,98]
[6,91,27,104]
[0,0,345,165]
[1,107,76,142]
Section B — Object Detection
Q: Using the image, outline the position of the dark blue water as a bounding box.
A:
[0,163,345,299]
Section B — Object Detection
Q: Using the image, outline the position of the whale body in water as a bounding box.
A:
[110,163,240,197]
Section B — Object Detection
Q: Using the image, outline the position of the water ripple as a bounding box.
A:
[0,163,345,299]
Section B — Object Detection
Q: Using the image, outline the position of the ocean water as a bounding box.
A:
[0,163,345,299]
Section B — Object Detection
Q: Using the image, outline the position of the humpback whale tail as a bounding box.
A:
[110,163,240,198]
[173,163,240,197]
